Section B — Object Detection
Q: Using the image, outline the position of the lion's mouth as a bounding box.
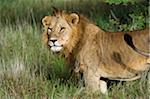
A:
[50,46,63,52]
[48,41,63,52]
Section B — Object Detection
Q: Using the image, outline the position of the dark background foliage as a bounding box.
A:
[0,0,148,31]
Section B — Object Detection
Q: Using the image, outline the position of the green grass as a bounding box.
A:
[0,0,149,98]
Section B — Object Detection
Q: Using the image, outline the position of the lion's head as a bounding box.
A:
[42,9,80,54]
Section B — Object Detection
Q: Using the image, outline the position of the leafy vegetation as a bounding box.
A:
[0,0,149,98]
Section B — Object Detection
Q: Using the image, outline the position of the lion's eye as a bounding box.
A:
[60,27,66,32]
[48,27,52,33]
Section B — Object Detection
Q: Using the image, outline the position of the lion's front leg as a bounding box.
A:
[83,69,108,94]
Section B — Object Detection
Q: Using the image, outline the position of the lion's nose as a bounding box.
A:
[50,38,57,43]
[50,39,57,43]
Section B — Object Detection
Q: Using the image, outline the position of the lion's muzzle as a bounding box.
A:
[48,38,63,52]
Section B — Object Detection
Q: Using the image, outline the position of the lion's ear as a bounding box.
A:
[70,13,79,25]
[42,16,51,27]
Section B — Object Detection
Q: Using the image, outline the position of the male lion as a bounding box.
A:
[42,9,150,94]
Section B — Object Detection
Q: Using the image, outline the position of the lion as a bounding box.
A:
[42,8,150,94]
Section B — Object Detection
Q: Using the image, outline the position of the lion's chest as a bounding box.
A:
[75,40,101,72]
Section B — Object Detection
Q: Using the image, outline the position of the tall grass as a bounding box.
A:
[0,23,81,98]
[0,0,149,98]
